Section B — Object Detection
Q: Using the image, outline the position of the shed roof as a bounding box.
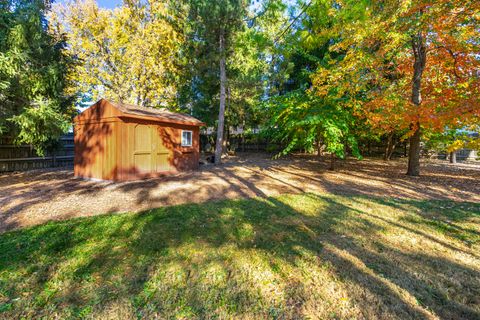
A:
[75,99,205,126]
[111,101,205,126]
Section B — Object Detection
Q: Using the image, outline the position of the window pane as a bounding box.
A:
[182,131,192,146]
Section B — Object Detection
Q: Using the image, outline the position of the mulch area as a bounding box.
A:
[1,153,479,233]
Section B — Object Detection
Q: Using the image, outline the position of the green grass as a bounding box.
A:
[0,193,479,319]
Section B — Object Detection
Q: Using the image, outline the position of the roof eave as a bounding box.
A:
[118,114,205,126]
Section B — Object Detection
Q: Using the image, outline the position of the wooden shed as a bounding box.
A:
[74,99,205,181]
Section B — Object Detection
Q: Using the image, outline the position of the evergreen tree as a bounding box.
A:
[179,0,247,163]
[0,0,75,155]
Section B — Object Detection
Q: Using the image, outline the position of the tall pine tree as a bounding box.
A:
[0,0,75,155]
[180,0,247,163]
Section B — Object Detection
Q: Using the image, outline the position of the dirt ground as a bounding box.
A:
[1,153,479,233]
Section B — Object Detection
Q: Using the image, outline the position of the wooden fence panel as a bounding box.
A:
[0,134,74,173]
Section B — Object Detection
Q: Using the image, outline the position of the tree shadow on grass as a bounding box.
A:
[0,193,479,318]
[2,155,479,235]
[365,197,480,248]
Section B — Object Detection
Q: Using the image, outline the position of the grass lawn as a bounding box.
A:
[0,193,479,319]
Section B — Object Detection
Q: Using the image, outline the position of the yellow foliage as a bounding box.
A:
[49,0,183,107]
[446,140,465,153]
[466,137,480,151]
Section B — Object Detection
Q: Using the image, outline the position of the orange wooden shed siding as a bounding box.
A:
[74,99,204,181]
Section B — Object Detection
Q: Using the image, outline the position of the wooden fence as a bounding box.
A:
[435,149,478,161]
[3,133,474,173]
[0,134,74,173]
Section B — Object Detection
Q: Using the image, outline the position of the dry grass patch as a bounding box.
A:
[2,155,479,233]
[0,193,478,319]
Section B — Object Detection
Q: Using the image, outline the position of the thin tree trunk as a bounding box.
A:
[384,133,397,160]
[387,139,397,160]
[449,151,457,164]
[223,100,228,153]
[384,132,393,161]
[316,130,322,158]
[223,87,231,153]
[214,30,226,164]
[329,153,336,171]
[406,30,426,176]
[241,120,245,152]
[224,124,229,153]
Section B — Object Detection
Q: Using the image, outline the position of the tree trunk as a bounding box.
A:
[224,124,229,153]
[384,132,393,161]
[214,31,227,165]
[387,140,397,160]
[407,126,421,176]
[223,87,231,153]
[385,133,397,161]
[316,130,322,158]
[406,30,426,176]
[449,151,457,164]
[329,153,336,171]
[243,120,247,152]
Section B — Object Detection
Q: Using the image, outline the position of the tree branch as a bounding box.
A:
[428,45,461,79]
[274,1,312,44]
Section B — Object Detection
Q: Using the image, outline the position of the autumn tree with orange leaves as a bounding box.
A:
[311,0,480,175]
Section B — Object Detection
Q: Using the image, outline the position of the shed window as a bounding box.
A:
[181,130,192,147]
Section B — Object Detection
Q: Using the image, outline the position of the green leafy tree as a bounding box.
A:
[261,0,363,169]
[10,99,71,153]
[222,0,289,148]
[0,0,75,155]
[266,89,361,170]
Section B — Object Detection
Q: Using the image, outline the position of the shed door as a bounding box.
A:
[133,124,153,173]
[133,124,172,174]
[153,128,172,172]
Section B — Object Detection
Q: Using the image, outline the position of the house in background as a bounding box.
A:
[74,99,204,181]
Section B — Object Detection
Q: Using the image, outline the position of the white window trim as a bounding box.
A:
[181,130,193,147]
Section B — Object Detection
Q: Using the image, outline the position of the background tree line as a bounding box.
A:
[1,0,479,174]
